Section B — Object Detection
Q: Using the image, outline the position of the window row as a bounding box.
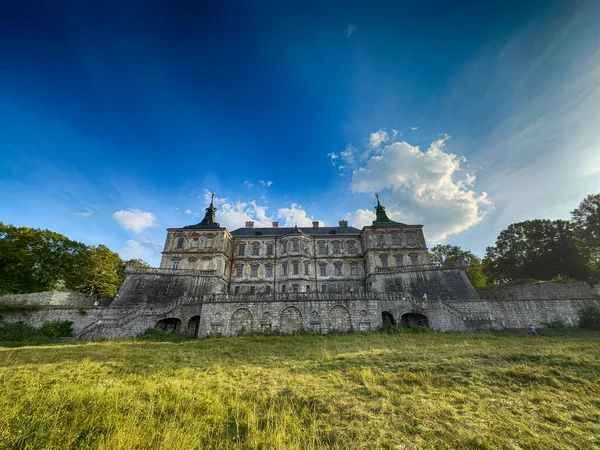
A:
[378,254,420,268]
[231,283,360,294]
[236,240,360,256]
[233,262,361,277]
[172,234,217,250]
[375,233,417,246]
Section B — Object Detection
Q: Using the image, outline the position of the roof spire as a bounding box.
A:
[372,192,405,226]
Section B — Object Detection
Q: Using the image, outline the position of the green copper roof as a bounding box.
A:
[372,194,406,226]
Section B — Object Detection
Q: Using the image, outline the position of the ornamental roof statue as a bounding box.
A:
[184,192,222,229]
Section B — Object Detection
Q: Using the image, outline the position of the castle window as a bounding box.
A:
[351,265,357,276]
[306,285,311,292]
[267,243,274,255]
[407,234,415,245]
[192,237,199,247]
[320,265,326,276]
[281,285,286,293]
[380,255,389,268]
[250,286,255,294]
[410,254,419,265]
[283,263,288,276]
[318,241,326,255]
[266,265,273,277]
[236,265,243,277]
[282,241,288,253]
[266,285,271,294]
[376,235,385,246]
[395,255,403,266]
[334,264,342,276]
[234,286,240,294]
[206,234,215,247]
[348,241,356,254]
[293,262,299,275]
[238,243,246,256]
[251,265,258,277]
[177,237,184,249]
[252,244,260,256]
[333,242,341,254]
[304,263,309,275]
[172,260,179,269]
[321,284,327,293]
[391,234,401,245]
[292,240,299,252]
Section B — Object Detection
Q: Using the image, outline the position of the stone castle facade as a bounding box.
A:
[3,194,599,339]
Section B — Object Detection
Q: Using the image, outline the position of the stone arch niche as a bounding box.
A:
[401,313,429,327]
[381,311,396,328]
[230,308,254,335]
[279,306,302,334]
[186,315,201,337]
[156,318,182,333]
[329,305,352,332]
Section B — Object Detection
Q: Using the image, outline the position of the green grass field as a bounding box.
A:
[1,330,599,449]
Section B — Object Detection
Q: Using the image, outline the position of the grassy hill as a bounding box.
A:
[1,330,599,449]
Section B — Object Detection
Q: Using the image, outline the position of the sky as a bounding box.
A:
[1,0,599,266]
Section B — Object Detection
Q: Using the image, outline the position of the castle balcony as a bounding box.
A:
[374,261,465,274]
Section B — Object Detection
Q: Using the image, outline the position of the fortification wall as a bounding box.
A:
[112,270,225,307]
[0,291,111,307]
[477,281,600,300]
[452,298,600,328]
[372,267,479,300]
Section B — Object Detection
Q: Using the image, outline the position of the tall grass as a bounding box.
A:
[1,331,599,449]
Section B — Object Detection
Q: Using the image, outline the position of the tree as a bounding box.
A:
[484,219,590,282]
[429,244,488,287]
[571,193,600,271]
[77,245,126,298]
[0,223,127,298]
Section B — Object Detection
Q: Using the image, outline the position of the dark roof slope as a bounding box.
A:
[230,226,362,237]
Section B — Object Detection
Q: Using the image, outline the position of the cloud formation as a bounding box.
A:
[121,238,161,263]
[113,209,157,233]
[346,24,357,38]
[368,128,390,149]
[337,135,492,242]
[259,180,273,187]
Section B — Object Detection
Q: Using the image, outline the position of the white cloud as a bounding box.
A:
[410,127,419,131]
[184,209,192,215]
[346,24,357,38]
[112,209,157,233]
[243,181,254,188]
[349,135,492,242]
[343,209,376,228]
[121,239,161,264]
[391,129,400,138]
[259,180,273,187]
[327,152,339,165]
[76,210,92,217]
[368,128,390,149]
[277,203,323,227]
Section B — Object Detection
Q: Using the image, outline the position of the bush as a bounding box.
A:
[39,321,73,338]
[579,306,600,330]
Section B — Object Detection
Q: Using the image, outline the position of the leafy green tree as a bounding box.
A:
[571,193,600,271]
[484,219,589,282]
[78,245,126,298]
[429,244,488,287]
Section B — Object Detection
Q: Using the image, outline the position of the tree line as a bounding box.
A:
[0,223,149,298]
[430,193,600,287]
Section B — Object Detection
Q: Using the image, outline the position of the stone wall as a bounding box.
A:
[370,267,479,300]
[477,280,600,301]
[0,290,111,307]
[452,298,600,328]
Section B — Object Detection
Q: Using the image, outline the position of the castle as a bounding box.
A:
[3,195,599,339]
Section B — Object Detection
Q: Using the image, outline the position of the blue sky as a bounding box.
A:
[1,0,599,266]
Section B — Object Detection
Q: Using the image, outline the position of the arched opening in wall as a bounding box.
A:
[230,308,254,335]
[400,313,429,327]
[381,311,396,328]
[155,318,182,333]
[187,315,201,338]
[280,306,302,334]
